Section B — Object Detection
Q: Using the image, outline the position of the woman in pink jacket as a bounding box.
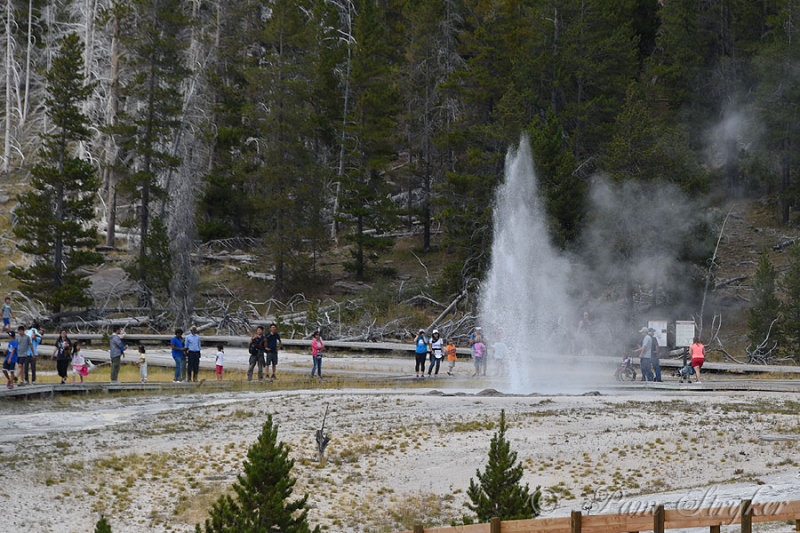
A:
[311,330,325,380]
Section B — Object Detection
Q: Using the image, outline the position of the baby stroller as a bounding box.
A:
[673,349,695,383]
[614,355,636,381]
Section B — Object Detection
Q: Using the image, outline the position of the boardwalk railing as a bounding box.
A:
[401,499,800,533]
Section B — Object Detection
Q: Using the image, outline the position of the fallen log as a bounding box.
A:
[428,289,468,332]
[59,316,150,329]
[715,276,748,289]
[773,237,799,251]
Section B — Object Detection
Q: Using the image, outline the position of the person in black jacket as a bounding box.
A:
[247,326,266,382]
[52,329,72,384]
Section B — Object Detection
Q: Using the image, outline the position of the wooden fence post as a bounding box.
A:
[490,516,501,533]
[709,525,720,533]
[413,525,423,533]
[795,518,800,532]
[571,510,582,533]
[654,504,665,533]
[740,499,752,533]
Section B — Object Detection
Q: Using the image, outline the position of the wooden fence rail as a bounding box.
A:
[400,498,800,533]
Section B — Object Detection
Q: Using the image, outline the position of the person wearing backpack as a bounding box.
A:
[428,330,444,376]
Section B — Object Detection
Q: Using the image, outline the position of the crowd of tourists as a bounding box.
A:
[2,295,709,387]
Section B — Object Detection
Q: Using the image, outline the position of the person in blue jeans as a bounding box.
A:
[311,330,325,379]
[635,327,654,381]
[649,328,662,382]
[170,329,187,382]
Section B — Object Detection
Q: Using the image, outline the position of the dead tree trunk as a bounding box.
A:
[3,0,13,173]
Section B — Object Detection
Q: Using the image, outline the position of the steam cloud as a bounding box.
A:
[479,136,712,393]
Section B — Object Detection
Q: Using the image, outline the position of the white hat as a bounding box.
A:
[432,329,439,334]
[475,326,482,330]
[639,326,649,334]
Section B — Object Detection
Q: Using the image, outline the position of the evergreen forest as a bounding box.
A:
[3,0,800,358]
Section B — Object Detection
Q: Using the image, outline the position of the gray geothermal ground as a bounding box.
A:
[0,349,798,533]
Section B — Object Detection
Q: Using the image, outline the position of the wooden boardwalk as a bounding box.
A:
[0,380,234,399]
[36,333,800,375]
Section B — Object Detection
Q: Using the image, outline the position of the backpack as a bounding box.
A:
[249,336,264,356]
[650,334,659,357]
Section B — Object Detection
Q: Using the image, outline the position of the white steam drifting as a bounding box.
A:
[479,137,711,394]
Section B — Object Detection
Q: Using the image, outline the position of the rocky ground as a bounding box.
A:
[0,377,798,533]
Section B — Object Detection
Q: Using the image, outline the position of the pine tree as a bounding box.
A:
[200,415,319,533]
[247,0,329,297]
[747,251,782,354]
[95,516,112,533]
[753,0,800,223]
[781,244,800,360]
[531,112,584,248]
[400,0,460,252]
[116,0,190,307]
[124,217,172,303]
[198,0,266,242]
[10,32,101,314]
[466,410,540,522]
[336,0,400,279]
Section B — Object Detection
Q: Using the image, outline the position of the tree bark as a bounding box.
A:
[20,0,32,127]
[331,0,354,242]
[3,0,13,173]
[104,11,121,248]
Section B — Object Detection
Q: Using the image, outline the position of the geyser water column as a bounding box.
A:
[479,136,576,393]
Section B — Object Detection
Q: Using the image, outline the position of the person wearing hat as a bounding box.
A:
[634,326,654,381]
[413,329,429,378]
[428,330,444,376]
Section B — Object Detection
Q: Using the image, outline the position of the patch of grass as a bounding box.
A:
[447,418,495,432]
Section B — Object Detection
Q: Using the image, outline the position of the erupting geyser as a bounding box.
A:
[479,136,579,393]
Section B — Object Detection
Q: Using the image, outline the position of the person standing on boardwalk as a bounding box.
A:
[649,328,662,382]
[185,326,202,382]
[138,345,148,383]
[71,342,87,384]
[471,336,486,377]
[266,323,282,380]
[428,330,444,376]
[171,329,187,382]
[3,331,17,388]
[52,329,72,384]
[690,337,705,383]
[109,326,126,382]
[414,329,429,378]
[215,345,225,381]
[446,338,457,376]
[635,327,654,381]
[15,326,32,385]
[247,326,266,382]
[311,330,325,380]
[2,297,13,332]
[470,327,489,375]
[22,323,42,384]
